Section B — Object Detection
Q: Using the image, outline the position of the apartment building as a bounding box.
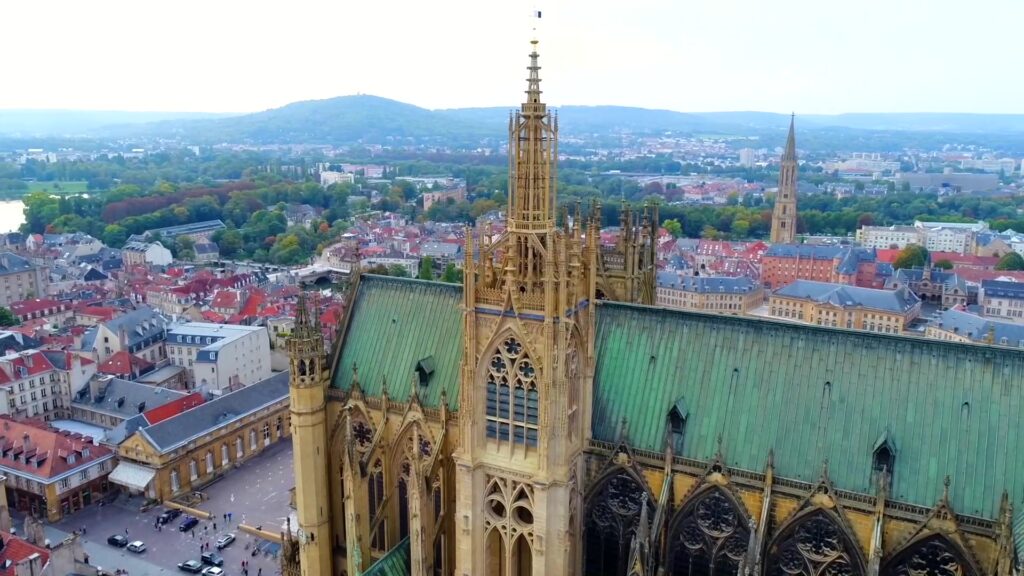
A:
[655,272,762,315]
[0,351,96,421]
[0,253,45,308]
[0,417,115,521]
[166,323,271,393]
[979,280,1024,323]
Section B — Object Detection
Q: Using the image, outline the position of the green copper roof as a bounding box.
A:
[363,536,410,576]
[332,275,462,410]
[592,302,1024,522]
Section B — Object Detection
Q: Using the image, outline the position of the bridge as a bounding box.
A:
[292,265,349,284]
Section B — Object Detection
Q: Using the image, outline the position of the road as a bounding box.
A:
[43,441,296,575]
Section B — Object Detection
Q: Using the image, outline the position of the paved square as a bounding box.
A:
[41,440,295,575]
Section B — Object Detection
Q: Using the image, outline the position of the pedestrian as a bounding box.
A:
[191,529,195,538]
[213,521,217,530]
[258,568,262,576]
[200,544,203,554]
[223,513,227,522]
[124,528,128,536]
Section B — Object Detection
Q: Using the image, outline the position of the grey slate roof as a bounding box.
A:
[775,280,920,313]
[105,306,168,352]
[887,267,969,293]
[657,273,758,294]
[73,377,187,419]
[764,244,844,259]
[932,309,1024,347]
[0,252,36,276]
[981,279,1024,299]
[140,371,289,453]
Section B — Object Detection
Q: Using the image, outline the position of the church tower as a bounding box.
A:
[455,39,592,576]
[286,295,332,576]
[770,115,798,244]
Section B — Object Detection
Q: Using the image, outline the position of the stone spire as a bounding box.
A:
[770,114,798,244]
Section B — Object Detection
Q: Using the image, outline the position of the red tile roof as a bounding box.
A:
[9,299,63,317]
[143,392,205,425]
[97,351,154,377]
[0,533,49,576]
[211,290,240,309]
[0,417,112,480]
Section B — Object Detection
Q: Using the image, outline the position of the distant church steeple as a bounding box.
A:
[771,114,798,244]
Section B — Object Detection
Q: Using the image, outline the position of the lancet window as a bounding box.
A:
[882,535,977,576]
[765,510,864,576]
[485,337,539,446]
[368,458,386,551]
[584,473,652,576]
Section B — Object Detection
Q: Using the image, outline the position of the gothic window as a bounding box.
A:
[485,337,539,446]
[765,510,864,576]
[584,473,652,576]
[353,420,373,452]
[882,534,977,576]
[567,332,581,441]
[368,459,386,551]
[668,488,750,576]
[398,475,410,540]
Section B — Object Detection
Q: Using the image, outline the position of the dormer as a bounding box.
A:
[415,356,435,387]
[667,396,688,453]
[872,430,896,481]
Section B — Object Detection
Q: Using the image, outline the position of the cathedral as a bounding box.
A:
[282,41,1024,576]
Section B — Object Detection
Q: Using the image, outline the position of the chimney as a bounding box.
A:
[21,433,29,452]
[118,326,127,348]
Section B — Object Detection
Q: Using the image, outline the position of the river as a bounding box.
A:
[0,201,25,234]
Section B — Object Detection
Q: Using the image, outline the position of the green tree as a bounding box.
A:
[418,256,435,280]
[441,263,463,284]
[996,252,1024,271]
[0,307,16,327]
[102,225,128,248]
[933,259,954,270]
[892,245,929,270]
[387,264,411,278]
[663,218,682,238]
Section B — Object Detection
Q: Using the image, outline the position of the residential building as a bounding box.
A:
[193,241,220,262]
[78,305,168,364]
[979,279,1024,322]
[8,299,71,326]
[769,116,797,244]
[121,241,173,267]
[856,225,922,249]
[0,351,95,421]
[422,187,467,212]
[0,417,114,521]
[166,323,271,392]
[111,372,288,501]
[320,171,355,187]
[655,272,762,315]
[926,308,1024,347]
[420,241,461,264]
[737,148,756,167]
[0,254,45,308]
[895,172,999,192]
[769,280,921,333]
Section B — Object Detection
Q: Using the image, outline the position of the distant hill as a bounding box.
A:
[4,96,1024,149]
[0,109,234,137]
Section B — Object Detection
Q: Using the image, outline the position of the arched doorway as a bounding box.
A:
[881,534,978,576]
[667,487,750,576]
[583,472,652,576]
[764,509,865,576]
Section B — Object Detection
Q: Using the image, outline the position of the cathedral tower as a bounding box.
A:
[455,39,592,576]
[286,295,332,576]
[770,115,798,244]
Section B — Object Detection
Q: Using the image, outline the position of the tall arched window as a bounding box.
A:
[584,472,652,576]
[765,510,865,576]
[485,337,539,446]
[368,459,386,551]
[667,488,750,576]
[882,534,977,576]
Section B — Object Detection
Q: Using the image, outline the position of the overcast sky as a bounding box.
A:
[5,0,1022,115]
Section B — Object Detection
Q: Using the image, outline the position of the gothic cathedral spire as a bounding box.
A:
[286,293,332,576]
[771,114,798,244]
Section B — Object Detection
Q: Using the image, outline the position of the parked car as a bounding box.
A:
[215,533,235,550]
[201,552,224,566]
[201,567,224,576]
[179,515,199,532]
[159,508,183,525]
[107,534,128,547]
[127,540,146,553]
[178,560,204,573]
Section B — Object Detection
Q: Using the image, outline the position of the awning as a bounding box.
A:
[108,461,157,492]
